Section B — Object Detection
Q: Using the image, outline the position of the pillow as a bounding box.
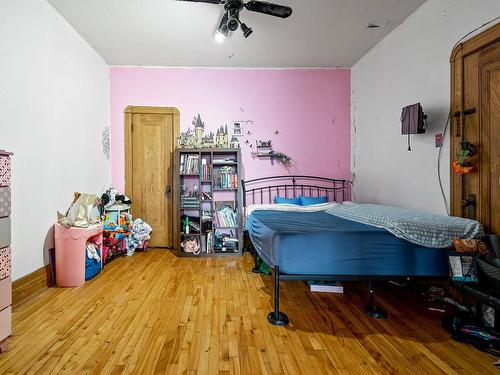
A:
[274,196,301,205]
[299,196,328,206]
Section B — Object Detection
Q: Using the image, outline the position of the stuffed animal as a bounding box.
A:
[181,238,201,255]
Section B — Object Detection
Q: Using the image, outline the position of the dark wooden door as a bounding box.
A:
[480,50,500,233]
[451,24,500,234]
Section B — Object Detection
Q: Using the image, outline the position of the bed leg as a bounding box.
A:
[251,249,261,274]
[364,280,388,319]
[267,266,289,326]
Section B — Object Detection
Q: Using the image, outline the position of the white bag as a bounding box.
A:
[58,193,100,228]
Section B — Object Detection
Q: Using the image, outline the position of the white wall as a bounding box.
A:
[0,0,110,280]
[351,0,500,214]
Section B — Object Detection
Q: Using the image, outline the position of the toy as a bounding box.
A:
[181,237,201,255]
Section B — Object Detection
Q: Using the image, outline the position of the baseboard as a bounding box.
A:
[12,265,52,307]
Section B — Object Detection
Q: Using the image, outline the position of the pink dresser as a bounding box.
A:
[0,150,12,353]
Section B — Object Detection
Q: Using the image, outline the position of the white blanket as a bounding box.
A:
[326,203,483,248]
[245,202,340,218]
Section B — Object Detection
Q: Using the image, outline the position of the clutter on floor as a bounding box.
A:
[440,235,500,358]
[443,310,500,357]
[102,209,131,262]
[100,187,132,213]
[85,241,101,281]
[126,219,152,256]
[54,187,152,286]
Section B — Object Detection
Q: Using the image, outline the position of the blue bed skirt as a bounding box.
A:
[246,211,448,277]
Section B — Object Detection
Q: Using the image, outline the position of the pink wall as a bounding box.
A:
[110,67,351,192]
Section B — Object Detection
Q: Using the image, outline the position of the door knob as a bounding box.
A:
[462,194,476,220]
[165,185,172,198]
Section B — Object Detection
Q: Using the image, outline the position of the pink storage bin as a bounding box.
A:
[54,223,103,287]
[0,247,11,279]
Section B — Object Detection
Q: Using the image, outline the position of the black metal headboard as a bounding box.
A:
[241,175,351,207]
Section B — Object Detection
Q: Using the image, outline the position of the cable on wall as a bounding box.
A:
[437,115,451,214]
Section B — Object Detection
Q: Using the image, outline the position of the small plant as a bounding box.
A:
[269,151,294,168]
[452,140,475,175]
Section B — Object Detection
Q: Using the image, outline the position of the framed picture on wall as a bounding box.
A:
[233,122,242,136]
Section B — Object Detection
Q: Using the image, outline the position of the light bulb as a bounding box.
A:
[214,31,226,43]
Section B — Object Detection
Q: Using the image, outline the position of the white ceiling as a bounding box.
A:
[47,0,426,68]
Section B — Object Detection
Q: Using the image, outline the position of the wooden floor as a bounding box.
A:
[0,250,496,374]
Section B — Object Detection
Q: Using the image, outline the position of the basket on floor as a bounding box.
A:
[102,232,127,263]
[447,251,478,283]
[477,258,500,293]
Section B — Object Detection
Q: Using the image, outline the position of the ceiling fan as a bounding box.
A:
[177,0,293,41]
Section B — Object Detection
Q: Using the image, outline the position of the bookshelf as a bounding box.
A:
[175,148,242,257]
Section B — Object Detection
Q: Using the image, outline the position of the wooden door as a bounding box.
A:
[450,23,500,234]
[125,106,180,247]
[480,53,500,233]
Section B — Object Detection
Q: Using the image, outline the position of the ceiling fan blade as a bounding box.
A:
[176,0,223,4]
[244,1,292,18]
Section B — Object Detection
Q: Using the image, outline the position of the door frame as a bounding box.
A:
[124,106,180,248]
[449,22,500,217]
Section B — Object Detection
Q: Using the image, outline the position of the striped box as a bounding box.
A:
[0,156,10,187]
[0,247,10,279]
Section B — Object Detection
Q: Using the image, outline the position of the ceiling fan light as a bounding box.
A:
[227,8,240,31]
[240,23,253,38]
[227,18,239,31]
[215,12,229,42]
[214,30,226,43]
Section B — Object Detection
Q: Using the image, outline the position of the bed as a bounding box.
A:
[246,210,448,277]
[242,175,474,326]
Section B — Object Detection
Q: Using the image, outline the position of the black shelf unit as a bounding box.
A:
[176,148,242,257]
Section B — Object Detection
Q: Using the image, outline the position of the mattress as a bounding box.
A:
[246,210,448,277]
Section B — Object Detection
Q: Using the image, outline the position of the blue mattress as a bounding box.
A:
[246,211,448,277]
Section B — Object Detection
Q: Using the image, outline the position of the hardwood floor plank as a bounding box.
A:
[0,250,497,374]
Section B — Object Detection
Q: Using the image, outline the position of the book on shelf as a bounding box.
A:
[307,281,344,294]
[214,230,238,252]
[206,232,213,254]
[180,195,200,208]
[214,202,238,228]
[200,158,212,181]
[214,166,238,189]
[214,233,238,253]
[213,158,237,164]
[180,154,200,174]
[201,235,207,254]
